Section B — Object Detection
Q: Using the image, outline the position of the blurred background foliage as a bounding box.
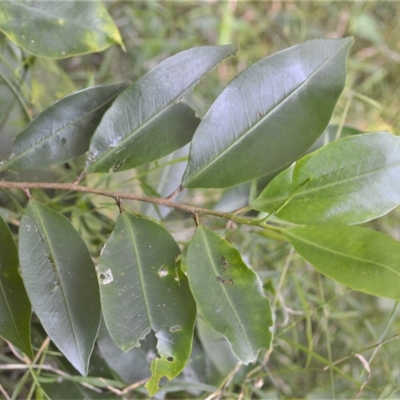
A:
[1,1,400,399]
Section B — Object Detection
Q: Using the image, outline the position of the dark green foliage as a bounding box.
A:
[0,1,399,399]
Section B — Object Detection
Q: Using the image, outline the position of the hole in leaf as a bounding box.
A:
[167,356,174,362]
[158,266,168,278]
[170,325,181,332]
[99,269,113,284]
[143,330,159,363]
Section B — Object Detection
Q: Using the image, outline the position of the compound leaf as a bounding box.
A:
[186,226,272,363]
[182,37,353,188]
[86,45,238,173]
[0,215,32,357]
[285,224,400,299]
[19,200,100,375]
[0,0,124,58]
[0,83,129,171]
[252,133,400,225]
[98,213,196,396]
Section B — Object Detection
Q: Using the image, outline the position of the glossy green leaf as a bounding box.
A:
[19,200,101,375]
[0,83,129,171]
[0,1,124,58]
[284,224,400,299]
[186,226,272,363]
[86,45,238,173]
[182,37,353,188]
[252,132,400,225]
[87,98,199,174]
[0,215,32,357]
[97,213,196,395]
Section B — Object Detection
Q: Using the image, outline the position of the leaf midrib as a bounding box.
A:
[87,102,179,171]
[125,215,153,328]
[3,87,125,170]
[184,39,350,185]
[31,202,84,369]
[286,230,400,279]
[258,146,400,208]
[200,228,253,358]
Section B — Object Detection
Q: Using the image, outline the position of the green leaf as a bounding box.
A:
[307,123,363,154]
[284,224,400,299]
[196,316,242,379]
[31,58,78,112]
[0,83,129,171]
[97,320,155,384]
[186,226,272,363]
[0,0,124,58]
[182,37,354,188]
[19,200,101,375]
[252,132,400,225]
[97,213,196,395]
[86,45,238,173]
[0,215,32,357]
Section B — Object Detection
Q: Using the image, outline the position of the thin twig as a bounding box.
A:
[97,378,123,395]
[323,334,400,370]
[98,377,147,396]
[6,341,26,363]
[353,354,371,400]
[120,378,148,395]
[205,361,242,400]
[0,383,11,400]
[0,180,284,235]
[32,337,51,365]
[0,364,102,393]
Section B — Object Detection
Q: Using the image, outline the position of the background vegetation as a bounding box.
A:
[1,1,400,399]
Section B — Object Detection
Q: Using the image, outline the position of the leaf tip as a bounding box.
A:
[145,360,161,396]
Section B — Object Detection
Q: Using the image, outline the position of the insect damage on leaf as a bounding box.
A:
[216,276,234,285]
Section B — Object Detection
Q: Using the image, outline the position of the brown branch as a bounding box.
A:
[0,180,284,236]
[0,180,218,214]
